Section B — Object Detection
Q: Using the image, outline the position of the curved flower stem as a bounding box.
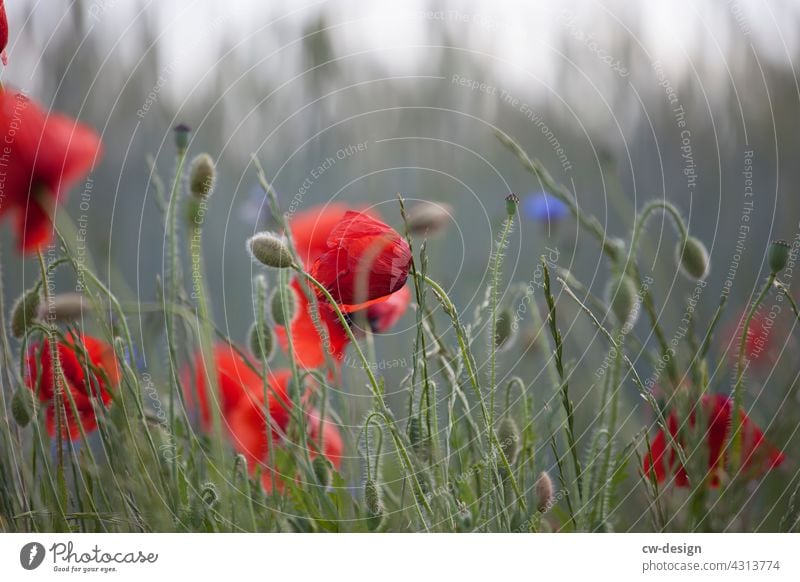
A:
[294,267,434,525]
[490,214,513,431]
[731,273,775,470]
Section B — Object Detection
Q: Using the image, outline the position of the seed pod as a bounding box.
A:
[11,388,34,427]
[496,416,520,465]
[494,309,516,351]
[676,236,710,280]
[248,232,293,269]
[313,456,331,487]
[270,286,297,326]
[364,478,384,530]
[188,153,215,198]
[406,201,452,237]
[606,275,639,328]
[535,471,554,513]
[768,239,791,274]
[10,286,40,338]
[248,321,274,361]
[456,501,473,531]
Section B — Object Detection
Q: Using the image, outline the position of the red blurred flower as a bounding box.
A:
[25,334,119,440]
[365,283,411,333]
[227,379,343,493]
[310,211,412,312]
[289,203,364,267]
[643,394,785,488]
[723,311,782,370]
[0,1,8,65]
[182,343,291,431]
[0,90,102,253]
[274,278,350,370]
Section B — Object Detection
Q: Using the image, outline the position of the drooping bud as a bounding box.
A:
[270,286,297,326]
[10,286,40,338]
[768,239,791,274]
[535,471,554,513]
[248,321,274,361]
[174,123,191,152]
[364,478,384,530]
[496,416,520,465]
[188,153,215,199]
[676,236,710,280]
[605,275,639,328]
[505,192,520,217]
[406,201,452,237]
[11,388,34,427]
[37,292,87,323]
[494,309,516,351]
[247,232,293,268]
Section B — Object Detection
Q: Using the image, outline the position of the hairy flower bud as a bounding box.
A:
[10,286,40,338]
[676,236,710,280]
[535,471,554,513]
[497,416,520,465]
[768,239,791,274]
[200,482,219,508]
[189,153,215,199]
[11,388,34,427]
[270,286,297,326]
[606,275,639,328]
[247,232,293,269]
[313,456,331,487]
[248,321,274,361]
[37,292,87,323]
[364,478,384,530]
[406,201,452,237]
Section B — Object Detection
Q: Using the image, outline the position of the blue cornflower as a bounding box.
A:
[522,192,569,223]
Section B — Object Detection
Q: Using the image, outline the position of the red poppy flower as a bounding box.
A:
[0,90,102,253]
[310,211,412,312]
[723,311,782,370]
[227,381,343,493]
[182,343,291,431]
[274,278,350,370]
[0,1,8,66]
[643,394,785,488]
[25,334,119,440]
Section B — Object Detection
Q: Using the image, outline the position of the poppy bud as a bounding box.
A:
[535,470,554,513]
[364,478,384,530]
[456,501,473,531]
[10,286,40,338]
[505,192,520,216]
[189,153,215,199]
[407,414,431,462]
[270,286,297,326]
[606,275,639,328]
[247,232,293,269]
[494,309,516,351]
[12,388,34,427]
[676,236,710,280]
[37,292,87,323]
[497,416,520,465]
[248,321,274,361]
[174,123,191,152]
[313,456,331,487]
[768,239,791,274]
[406,201,452,237]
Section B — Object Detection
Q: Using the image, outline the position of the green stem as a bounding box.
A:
[731,273,775,471]
[490,215,513,430]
